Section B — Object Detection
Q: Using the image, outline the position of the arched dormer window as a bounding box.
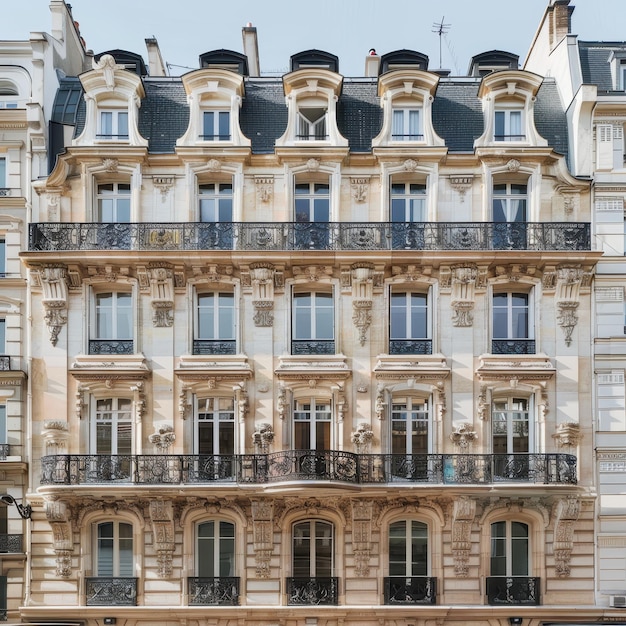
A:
[275,66,348,148]
[372,70,444,147]
[475,70,547,148]
[177,68,250,148]
[74,55,148,147]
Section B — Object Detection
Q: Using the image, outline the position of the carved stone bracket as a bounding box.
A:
[351,500,373,577]
[352,300,372,346]
[552,497,580,577]
[255,176,274,203]
[552,422,581,449]
[42,420,69,454]
[249,263,276,327]
[555,266,588,346]
[449,175,473,203]
[149,500,175,578]
[45,500,74,578]
[450,264,479,327]
[153,176,175,200]
[451,497,476,577]
[252,423,275,453]
[148,424,176,451]
[450,423,477,450]
[140,265,175,327]
[351,265,375,345]
[36,266,69,346]
[375,383,386,420]
[251,500,274,578]
[350,177,370,203]
[351,423,374,453]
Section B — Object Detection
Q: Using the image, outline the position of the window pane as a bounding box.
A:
[218,111,230,139]
[315,521,333,577]
[411,521,428,576]
[490,521,507,576]
[408,110,420,137]
[0,406,6,444]
[293,522,311,577]
[495,111,505,138]
[203,111,214,138]
[509,111,522,137]
[389,521,407,575]
[118,112,129,138]
[118,522,133,576]
[0,318,5,354]
[100,112,112,136]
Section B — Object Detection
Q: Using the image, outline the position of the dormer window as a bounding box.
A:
[0,83,18,109]
[98,110,129,140]
[297,107,327,140]
[392,108,422,141]
[494,106,524,141]
[202,111,230,141]
[621,61,626,91]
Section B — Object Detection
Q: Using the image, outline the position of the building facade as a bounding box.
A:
[0,0,621,625]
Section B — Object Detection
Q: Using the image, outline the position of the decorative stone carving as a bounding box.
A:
[251,500,274,578]
[552,497,580,577]
[42,420,69,454]
[277,384,287,419]
[46,190,62,221]
[450,423,477,450]
[351,265,374,345]
[403,158,418,172]
[149,500,175,578]
[207,158,221,172]
[37,265,69,346]
[451,497,476,577]
[450,264,478,327]
[351,500,373,577]
[252,423,274,452]
[101,157,119,173]
[306,158,320,171]
[178,387,191,420]
[45,501,73,578]
[506,158,521,172]
[552,422,581,448]
[449,175,473,203]
[250,263,276,327]
[148,424,176,451]
[477,384,489,421]
[555,266,586,346]
[254,176,274,203]
[351,423,374,453]
[350,177,369,203]
[153,176,175,199]
[375,383,386,420]
[237,388,249,423]
[143,265,174,327]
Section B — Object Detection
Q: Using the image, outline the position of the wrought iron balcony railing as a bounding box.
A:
[40,452,577,486]
[188,577,239,605]
[28,221,591,252]
[85,577,138,606]
[291,339,335,355]
[0,534,23,553]
[89,339,134,355]
[0,357,10,371]
[286,577,339,605]
[192,339,236,355]
[492,339,536,355]
[0,445,8,461]
[384,576,437,605]
[486,576,541,605]
[389,339,432,355]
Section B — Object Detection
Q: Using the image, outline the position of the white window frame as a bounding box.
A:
[489,520,530,577]
[390,396,431,455]
[92,291,133,342]
[90,397,133,456]
[94,520,134,577]
[97,182,131,223]
[198,183,233,222]
[390,291,430,341]
[388,519,429,577]
[194,396,236,455]
[390,182,427,222]
[292,290,335,354]
[195,291,236,342]
[294,182,330,223]
[292,520,334,577]
[293,397,332,450]
[494,107,524,141]
[391,107,423,141]
[297,107,327,140]
[196,520,236,577]
[491,396,533,453]
[98,109,129,140]
[492,292,532,340]
[202,110,231,141]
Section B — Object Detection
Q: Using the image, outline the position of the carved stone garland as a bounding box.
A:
[250,263,276,327]
[251,500,274,578]
[45,500,74,577]
[555,266,591,346]
[351,500,373,577]
[451,497,476,577]
[553,497,580,577]
[351,265,375,346]
[149,500,175,578]
[148,266,175,328]
[38,265,69,346]
[450,264,478,327]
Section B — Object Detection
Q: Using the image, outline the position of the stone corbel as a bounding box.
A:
[555,266,584,346]
[153,176,175,200]
[449,175,473,203]
[250,263,276,327]
[45,500,74,578]
[251,500,274,578]
[235,384,249,423]
[252,423,274,453]
[351,500,373,577]
[450,264,478,327]
[277,383,287,420]
[42,420,69,454]
[451,496,476,577]
[351,265,374,346]
[149,500,175,578]
[477,384,490,421]
[178,386,191,420]
[375,383,386,420]
[255,176,274,203]
[38,265,69,346]
[450,423,477,450]
[552,497,580,577]
[148,266,174,328]
[351,423,374,453]
[552,422,581,449]
[350,176,370,203]
[148,424,175,451]
[131,382,146,422]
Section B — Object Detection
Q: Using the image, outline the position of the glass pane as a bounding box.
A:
[0,406,6,444]
[118,523,133,576]
[0,318,5,353]
[494,111,505,138]
[511,522,529,576]
[116,198,131,223]
[100,112,112,136]
[392,110,404,138]
[314,521,333,576]
[117,421,132,455]
[313,198,329,222]
[203,111,214,137]
[389,521,407,575]
[218,294,234,339]
[490,521,506,576]
[218,420,235,455]
[116,293,132,338]
[509,111,522,137]
[411,521,428,576]
[117,112,129,138]
[198,521,215,577]
[295,197,311,222]
[218,198,233,221]
[294,421,311,450]
[315,419,331,451]
[198,421,214,455]
[200,198,217,222]
[97,522,114,576]
[197,294,215,338]
[408,110,420,137]
[315,297,334,339]
[218,111,230,139]
[293,522,311,577]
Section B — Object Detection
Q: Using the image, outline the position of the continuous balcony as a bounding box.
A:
[40,452,577,486]
[28,221,591,252]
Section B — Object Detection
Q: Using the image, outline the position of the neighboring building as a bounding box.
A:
[0,0,86,619]
[525,0,626,611]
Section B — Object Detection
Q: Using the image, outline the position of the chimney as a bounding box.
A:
[145,38,167,76]
[242,23,260,77]
[549,0,574,50]
[365,49,380,77]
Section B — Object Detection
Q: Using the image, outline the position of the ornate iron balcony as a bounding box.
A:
[492,339,536,354]
[40,452,577,486]
[89,339,134,355]
[188,577,239,605]
[291,340,335,355]
[286,577,339,605]
[29,222,592,252]
[0,357,9,371]
[192,339,236,355]
[389,339,432,355]
[0,445,8,461]
[486,576,541,605]
[384,576,437,605]
[0,534,22,553]
[85,577,138,606]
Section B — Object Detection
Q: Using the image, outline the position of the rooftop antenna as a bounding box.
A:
[432,16,451,69]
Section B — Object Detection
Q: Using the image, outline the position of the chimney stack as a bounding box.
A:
[365,49,380,77]
[242,23,260,77]
[548,0,574,50]
[145,38,167,77]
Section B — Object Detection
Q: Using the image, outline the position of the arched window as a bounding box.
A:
[95,521,133,576]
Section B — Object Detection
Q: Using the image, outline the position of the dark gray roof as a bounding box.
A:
[579,41,626,91]
[50,73,569,162]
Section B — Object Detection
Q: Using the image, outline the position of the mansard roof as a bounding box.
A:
[50,72,569,162]
[578,41,626,91]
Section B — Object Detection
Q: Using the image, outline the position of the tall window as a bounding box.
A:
[195,292,236,355]
[98,110,129,140]
[0,405,6,447]
[292,520,333,577]
[492,292,533,354]
[292,291,334,355]
[96,521,133,576]
[490,520,529,577]
[391,183,426,222]
[199,184,233,222]
[93,398,132,456]
[0,158,5,189]
[0,239,5,276]
[196,520,235,577]
[297,107,327,140]
[493,183,527,249]
[391,397,430,455]
[392,108,422,140]
[97,183,131,222]
[390,292,430,354]
[0,318,5,355]
[195,397,235,455]
[293,398,331,451]
[202,111,230,141]
[494,108,523,141]
[389,520,428,576]
[294,182,330,249]
[91,292,133,354]
[492,397,530,454]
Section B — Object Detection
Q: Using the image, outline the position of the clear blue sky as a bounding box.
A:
[1,0,625,76]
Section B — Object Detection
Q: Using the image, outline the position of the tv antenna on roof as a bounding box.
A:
[432,16,451,69]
